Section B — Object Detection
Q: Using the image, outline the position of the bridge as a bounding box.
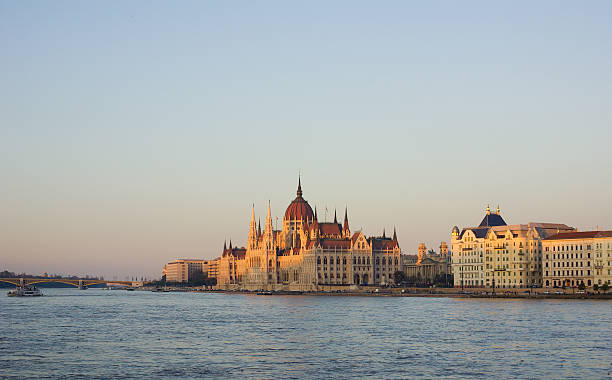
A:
[0,278,137,289]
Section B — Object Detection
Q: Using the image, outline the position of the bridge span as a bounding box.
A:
[0,278,137,289]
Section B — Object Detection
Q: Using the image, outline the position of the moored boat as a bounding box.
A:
[7,285,43,297]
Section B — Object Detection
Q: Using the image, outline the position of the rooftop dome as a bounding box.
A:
[284,178,314,222]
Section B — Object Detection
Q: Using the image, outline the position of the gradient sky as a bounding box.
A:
[1,1,611,280]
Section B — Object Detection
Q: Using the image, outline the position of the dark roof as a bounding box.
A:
[459,227,489,239]
[319,223,342,237]
[320,239,351,249]
[478,213,507,227]
[369,237,397,250]
[544,231,612,241]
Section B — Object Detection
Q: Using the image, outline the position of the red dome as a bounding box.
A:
[285,196,314,221]
[284,178,314,221]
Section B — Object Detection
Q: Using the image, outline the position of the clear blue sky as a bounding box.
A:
[1,1,611,279]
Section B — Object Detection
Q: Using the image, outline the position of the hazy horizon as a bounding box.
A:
[2,1,611,279]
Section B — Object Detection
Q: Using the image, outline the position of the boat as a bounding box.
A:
[7,285,43,297]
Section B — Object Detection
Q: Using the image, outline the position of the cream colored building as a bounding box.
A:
[451,206,574,288]
[542,230,612,288]
[215,179,401,290]
[163,259,210,283]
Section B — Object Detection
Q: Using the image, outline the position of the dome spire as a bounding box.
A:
[333,208,337,224]
[496,204,500,215]
[297,175,302,197]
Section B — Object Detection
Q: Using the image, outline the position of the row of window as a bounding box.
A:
[316,256,399,266]
[548,261,590,268]
[546,270,590,277]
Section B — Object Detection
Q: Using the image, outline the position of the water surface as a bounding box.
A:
[1,289,610,379]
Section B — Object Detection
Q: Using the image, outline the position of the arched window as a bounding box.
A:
[317,256,321,265]
[324,257,327,265]
[358,257,362,265]
[382,257,386,265]
[367,257,370,265]
[353,257,356,264]
[376,257,380,265]
[343,257,346,265]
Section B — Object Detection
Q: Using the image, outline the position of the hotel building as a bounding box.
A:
[542,230,612,288]
[162,259,214,283]
[451,206,574,288]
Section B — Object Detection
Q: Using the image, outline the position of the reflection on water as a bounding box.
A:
[1,289,610,379]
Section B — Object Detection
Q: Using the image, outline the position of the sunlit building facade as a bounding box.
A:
[216,179,401,290]
[451,206,574,288]
[542,230,612,288]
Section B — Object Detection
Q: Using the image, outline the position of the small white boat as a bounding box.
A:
[7,285,43,297]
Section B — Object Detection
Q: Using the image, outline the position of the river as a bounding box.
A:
[1,288,610,379]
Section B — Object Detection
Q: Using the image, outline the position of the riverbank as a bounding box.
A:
[144,286,612,300]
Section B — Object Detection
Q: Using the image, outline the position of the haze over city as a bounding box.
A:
[2,1,611,279]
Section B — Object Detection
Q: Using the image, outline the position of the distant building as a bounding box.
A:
[403,244,451,285]
[451,205,574,288]
[417,243,426,265]
[163,259,210,283]
[542,230,612,288]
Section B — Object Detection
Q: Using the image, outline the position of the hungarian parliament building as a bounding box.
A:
[216,179,401,291]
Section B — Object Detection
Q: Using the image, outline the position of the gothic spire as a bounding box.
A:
[223,239,227,250]
[343,206,349,232]
[297,175,302,197]
[382,228,386,238]
[314,206,318,220]
[334,209,337,224]
[393,227,397,242]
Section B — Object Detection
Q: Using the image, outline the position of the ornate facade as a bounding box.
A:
[216,179,401,290]
[451,205,574,288]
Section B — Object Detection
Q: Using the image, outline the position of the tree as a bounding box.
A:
[593,284,599,292]
[427,249,436,255]
[601,283,609,293]
[393,271,407,286]
[578,281,586,291]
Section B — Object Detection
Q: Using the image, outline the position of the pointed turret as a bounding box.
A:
[496,205,500,215]
[382,228,386,238]
[334,209,337,224]
[248,204,257,249]
[264,201,275,248]
[229,239,232,250]
[297,175,302,198]
[392,227,399,248]
[343,207,350,237]
[314,206,318,221]
[223,240,227,251]
[257,218,262,238]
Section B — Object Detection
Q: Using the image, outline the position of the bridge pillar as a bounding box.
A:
[20,278,25,287]
[78,280,87,290]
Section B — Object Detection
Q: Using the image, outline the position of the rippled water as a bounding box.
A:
[1,289,610,379]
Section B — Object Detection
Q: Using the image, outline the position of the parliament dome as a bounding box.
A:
[284,178,315,221]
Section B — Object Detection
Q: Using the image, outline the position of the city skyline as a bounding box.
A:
[2,1,612,279]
